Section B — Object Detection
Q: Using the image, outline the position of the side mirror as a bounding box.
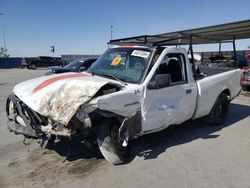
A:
[148,74,171,89]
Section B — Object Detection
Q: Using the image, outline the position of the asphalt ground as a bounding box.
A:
[0,68,249,188]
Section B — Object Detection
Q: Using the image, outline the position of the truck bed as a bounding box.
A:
[199,65,235,77]
[193,68,242,119]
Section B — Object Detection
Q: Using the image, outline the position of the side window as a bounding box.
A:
[155,53,187,84]
[83,61,92,69]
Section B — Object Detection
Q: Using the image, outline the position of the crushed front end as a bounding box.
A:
[6,94,83,148]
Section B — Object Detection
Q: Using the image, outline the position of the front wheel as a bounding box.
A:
[96,121,130,165]
[206,93,229,125]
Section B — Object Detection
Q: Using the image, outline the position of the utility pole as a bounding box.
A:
[109,25,113,48]
[111,25,113,40]
[0,13,7,55]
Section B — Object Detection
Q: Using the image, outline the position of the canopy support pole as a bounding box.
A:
[219,42,221,54]
[189,36,197,79]
[233,36,237,68]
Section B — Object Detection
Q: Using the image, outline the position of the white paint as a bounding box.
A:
[192,69,242,119]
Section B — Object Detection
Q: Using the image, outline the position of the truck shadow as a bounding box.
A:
[48,133,102,161]
[49,103,250,163]
[129,103,250,161]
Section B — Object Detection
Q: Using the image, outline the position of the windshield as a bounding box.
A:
[64,59,83,69]
[88,48,152,83]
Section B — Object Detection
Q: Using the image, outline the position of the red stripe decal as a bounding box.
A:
[33,73,90,93]
[119,45,134,48]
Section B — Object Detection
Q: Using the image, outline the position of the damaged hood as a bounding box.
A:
[13,72,113,125]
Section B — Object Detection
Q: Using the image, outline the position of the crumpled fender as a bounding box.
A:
[13,72,111,125]
[95,85,144,117]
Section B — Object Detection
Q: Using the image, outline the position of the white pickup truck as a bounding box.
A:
[6,46,242,165]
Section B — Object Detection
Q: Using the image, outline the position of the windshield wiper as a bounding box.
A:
[88,68,127,86]
[95,72,127,86]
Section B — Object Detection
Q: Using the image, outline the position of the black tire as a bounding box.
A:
[96,121,130,165]
[30,64,37,69]
[206,93,229,125]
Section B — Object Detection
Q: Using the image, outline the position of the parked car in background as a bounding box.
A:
[209,54,248,68]
[242,70,250,91]
[20,57,28,68]
[230,54,248,68]
[246,53,250,60]
[45,58,97,75]
[25,56,65,69]
[209,55,227,63]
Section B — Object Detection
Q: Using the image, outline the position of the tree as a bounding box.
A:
[0,47,9,57]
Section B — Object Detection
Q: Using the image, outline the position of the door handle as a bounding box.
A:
[186,88,192,94]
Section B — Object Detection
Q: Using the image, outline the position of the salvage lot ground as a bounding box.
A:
[0,68,250,188]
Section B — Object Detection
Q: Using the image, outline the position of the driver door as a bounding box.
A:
[141,49,197,133]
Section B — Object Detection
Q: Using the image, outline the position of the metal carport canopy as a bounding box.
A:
[109,19,250,46]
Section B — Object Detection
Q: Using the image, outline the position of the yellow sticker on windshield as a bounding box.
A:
[111,57,122,66]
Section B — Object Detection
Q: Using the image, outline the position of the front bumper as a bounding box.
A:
[6,94,46,139]
[6,94,95,148]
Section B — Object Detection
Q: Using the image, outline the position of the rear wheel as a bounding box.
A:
[96,121,130,165]
[206,93,229,125]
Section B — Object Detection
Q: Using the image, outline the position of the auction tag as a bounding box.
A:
[131,50,150,58]
[111,57,122,66]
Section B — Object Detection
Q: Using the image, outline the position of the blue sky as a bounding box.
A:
[0,0,250,57]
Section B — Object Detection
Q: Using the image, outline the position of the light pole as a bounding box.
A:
[50,45,55,58]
